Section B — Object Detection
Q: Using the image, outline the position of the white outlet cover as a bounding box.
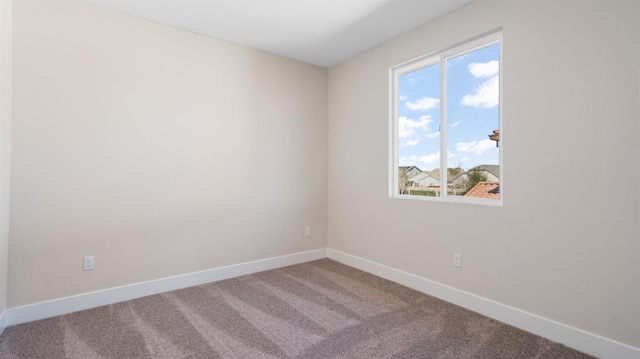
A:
[453,253,462,268]
[83,256,95,271]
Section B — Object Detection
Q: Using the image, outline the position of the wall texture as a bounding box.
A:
[9,0,328,307]
[6,0,640,352]
[0,0,12,321]
[328,0,640,348]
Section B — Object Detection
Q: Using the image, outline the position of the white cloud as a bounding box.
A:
[399,155,419,166]
[459,156,470,163]
[461,75,499,108]
[425,132,440,139]
[419,151,453,164]
[399,95,408,101]
[468,60,499,78]
[455,139,495,155]
[404,139,420,146]
[401,151,453,170]
[449,120,461,128]
[398,115,439,146]
[399,116,430,139]
[420,153,440,164]
[405,97,440,111]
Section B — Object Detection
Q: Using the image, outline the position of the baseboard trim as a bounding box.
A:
[327,249,640,359]
[0,309,7,336]
[7,248,327,327]
[5,247,638,358]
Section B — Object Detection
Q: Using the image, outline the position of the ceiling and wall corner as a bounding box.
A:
[83,0,473,68]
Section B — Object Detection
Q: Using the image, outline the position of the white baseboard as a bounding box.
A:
[327,249,640,359]
[7,248,327,327]
[0,309,7,336]
[4,247,638,359]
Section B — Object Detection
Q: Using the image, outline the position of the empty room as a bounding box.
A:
[0,0,638,358]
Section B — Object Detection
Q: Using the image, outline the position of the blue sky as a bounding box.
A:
[398,43,500,172]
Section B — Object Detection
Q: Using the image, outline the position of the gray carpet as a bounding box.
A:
[0,259,594,358]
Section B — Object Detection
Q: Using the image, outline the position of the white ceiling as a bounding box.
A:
[85,0,472,68]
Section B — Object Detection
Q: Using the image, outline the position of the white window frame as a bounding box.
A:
[389,30,503,206]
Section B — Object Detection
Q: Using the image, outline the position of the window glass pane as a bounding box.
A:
[397,63,440,196]
[446,43,500,199]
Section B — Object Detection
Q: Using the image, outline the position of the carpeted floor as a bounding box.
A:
[0,259,594,358]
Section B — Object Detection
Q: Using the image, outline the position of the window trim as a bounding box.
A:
[389,29,503,206]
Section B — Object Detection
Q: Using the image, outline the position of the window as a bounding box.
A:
[390,31,502,204]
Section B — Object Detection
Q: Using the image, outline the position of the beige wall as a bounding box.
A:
[9,0,328,306]
[6,0,640,350]
[328,0,640,348]
[0,0,12,317]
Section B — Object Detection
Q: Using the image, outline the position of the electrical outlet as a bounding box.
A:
[453,253,462,268]
[83,256,94,271]
[305,227,311,237]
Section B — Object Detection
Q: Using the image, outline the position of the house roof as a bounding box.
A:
[464,182,500,200]
[472,164,500,179]
[408,172,428,181]
[428,168,465,183]
[400,166,421,173]
[408,172,438,182]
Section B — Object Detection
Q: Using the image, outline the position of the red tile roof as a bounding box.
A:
[464,181,500,200]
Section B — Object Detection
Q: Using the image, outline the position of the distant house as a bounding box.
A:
[451,172,469,188]
[470,164,500,183]
[399,166,422,178]
[428,167,465,184]
[428,168,441,182]
[464,181,500,200]
[408,172,440,187]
